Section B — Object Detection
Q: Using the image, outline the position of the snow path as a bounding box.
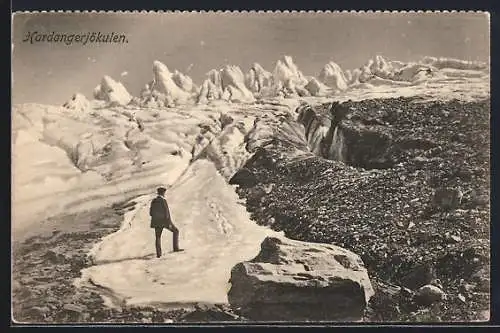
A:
[78,159,278,307]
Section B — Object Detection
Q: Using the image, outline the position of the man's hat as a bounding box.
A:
[157,187,167,195]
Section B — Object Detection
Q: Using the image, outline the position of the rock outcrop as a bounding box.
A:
[228,236,374,321]
[229,168,258,188]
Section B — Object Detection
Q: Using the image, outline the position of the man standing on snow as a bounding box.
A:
[149,187,182,257]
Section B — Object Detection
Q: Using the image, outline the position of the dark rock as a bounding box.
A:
[365,279,413,322]
[63,303,85,313]
[42,250,67,264]
[229,168,258,188]
[302,102,396,170]
[245,147,277,169]
[399,264,436,290]
[397,137,437,150]
[25,306,50,321]
[180,304,242,322]
[54,304,87,323]
[228,236,374,321]
[471,268,490,292]
[220,114,234,129]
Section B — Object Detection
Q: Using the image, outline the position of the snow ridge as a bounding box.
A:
[83,55,488,107]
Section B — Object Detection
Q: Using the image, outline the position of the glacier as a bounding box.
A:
[12,54,489,308]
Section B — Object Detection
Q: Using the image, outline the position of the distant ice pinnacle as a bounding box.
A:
[82,55,488,107]
[94,75,132,106]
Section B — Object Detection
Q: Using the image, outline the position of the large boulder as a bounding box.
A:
[228,236,374,321]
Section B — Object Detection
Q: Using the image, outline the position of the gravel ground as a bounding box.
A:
[234,97,490,322]
[11,203,200,324]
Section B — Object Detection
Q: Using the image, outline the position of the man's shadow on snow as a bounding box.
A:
[92,253,157,265]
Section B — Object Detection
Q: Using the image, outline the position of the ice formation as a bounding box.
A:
[197,78,223,104]
[93,76,132,106]
[272,56,309,97]
[62,93,90,112]
[89,55,489,106]
[245,63,274,94]
[172,69,197,93]
[139,60,194,107]
[304,77,330,96]
[220,65,256,103]
[421,56,489,71]
[318,61,349,91]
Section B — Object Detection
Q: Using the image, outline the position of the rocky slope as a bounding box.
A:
[233,96,490,322]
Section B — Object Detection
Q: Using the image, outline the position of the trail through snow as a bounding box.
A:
[78,159,278,307]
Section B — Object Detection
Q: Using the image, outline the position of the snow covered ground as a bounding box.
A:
[70,103,291,307]
[12,54,489,308]
[77,160,278,307]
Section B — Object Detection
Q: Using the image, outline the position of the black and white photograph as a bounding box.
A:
[11,11,490,324]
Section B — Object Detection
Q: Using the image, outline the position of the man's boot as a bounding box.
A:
[173,229,180,252]
[155,228,163,258]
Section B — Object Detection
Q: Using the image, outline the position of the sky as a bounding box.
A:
[12,12,490,105]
